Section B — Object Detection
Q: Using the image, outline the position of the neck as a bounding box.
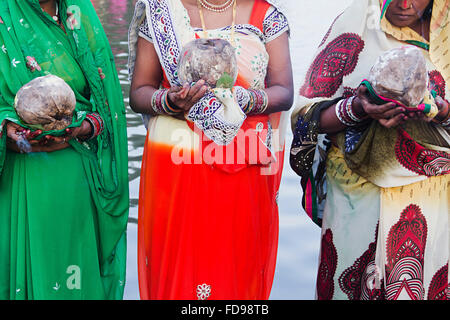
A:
[410,16,431,42]
[194,0,231,4]
[39,0,57,16]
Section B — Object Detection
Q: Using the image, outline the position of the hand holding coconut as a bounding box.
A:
[352,85,408,129]
[166,79,209,113]
[175,38,237,113]
[320,46,449,133]
[7,75,94,153]
[354,46,446,128]
[6,119,92,153]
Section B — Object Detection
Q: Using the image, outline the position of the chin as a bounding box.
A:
[386,15,418,28]
[391,20,415,27]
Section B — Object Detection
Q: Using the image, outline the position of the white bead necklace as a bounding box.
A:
[198,0,235,13]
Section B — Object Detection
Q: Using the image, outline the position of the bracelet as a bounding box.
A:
[335,96,366,126]
[432,102,450,126]
[439,110,450,128]
[245,89,269,115]
[151,89,183,115]
[83,112,104,141]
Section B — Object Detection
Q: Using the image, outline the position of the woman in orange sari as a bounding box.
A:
[128,0,292,300]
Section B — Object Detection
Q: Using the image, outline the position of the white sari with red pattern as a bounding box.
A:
[291,0,449,300]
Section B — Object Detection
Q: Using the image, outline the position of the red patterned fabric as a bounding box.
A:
[338,226,385,300]
[427,265,449,300]
[428,70,446,99]
[385,204,427,300]
[343,86,358,98]
[395,129,450,176]
[299,33,364,98]
[318,13,343,48]
[316,229,338,300]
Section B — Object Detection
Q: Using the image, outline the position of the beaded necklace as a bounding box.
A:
[197,0,237,46]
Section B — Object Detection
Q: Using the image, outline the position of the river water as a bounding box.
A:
[90,0,353,300]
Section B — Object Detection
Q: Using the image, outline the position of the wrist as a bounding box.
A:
[335,96,368,126]
[434,103,450,123]
[80,120,93,136]
[79,113,104,141]
[166,92,182,112]
[151,89,183,115]
[351,96,368,119]
[244,89,269,115]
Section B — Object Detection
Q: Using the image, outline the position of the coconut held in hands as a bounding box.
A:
[14,75,76,131]
[177,38,238,89]
[368,46,429,107]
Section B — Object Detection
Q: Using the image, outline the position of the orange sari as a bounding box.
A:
[132,0,289,300]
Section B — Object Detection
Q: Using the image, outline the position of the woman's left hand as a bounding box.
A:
[403,96,449,123]
[433,96,450,123]
[39,119,92,145]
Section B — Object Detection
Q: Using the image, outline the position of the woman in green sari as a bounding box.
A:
[0,0,129,299]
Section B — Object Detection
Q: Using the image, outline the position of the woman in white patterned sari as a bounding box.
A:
[290,0,449,300]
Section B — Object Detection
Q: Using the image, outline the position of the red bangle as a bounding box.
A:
[84,112,104,140]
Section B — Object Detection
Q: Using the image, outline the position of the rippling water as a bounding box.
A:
[92,0,353,300]
[92,0,143,219]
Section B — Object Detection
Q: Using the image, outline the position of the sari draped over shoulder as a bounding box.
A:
[0,0,129,299]
[290,0,450,300]
[128,0,289,299]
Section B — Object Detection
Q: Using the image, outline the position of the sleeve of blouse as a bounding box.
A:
[263,6,290,43]
[138,18,153,43]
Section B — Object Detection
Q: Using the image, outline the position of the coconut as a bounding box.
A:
[177,38,238,89]
[14,74,76,131]
[367,46,428,107]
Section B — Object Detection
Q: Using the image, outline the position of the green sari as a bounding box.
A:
[0,0,129,299]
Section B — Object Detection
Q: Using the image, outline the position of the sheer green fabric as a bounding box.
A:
[0,0,129,299]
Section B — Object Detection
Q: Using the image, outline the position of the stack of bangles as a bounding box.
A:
[151,89,183,115]
[242,89,269,115]
[83,112,104,141]
[335,96,367,126]
[433,104,450,128]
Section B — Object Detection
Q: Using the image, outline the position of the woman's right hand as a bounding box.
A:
[353,85,408,128]
[167,80,209,113]
[6,121,69,153]
[6,121,41,144]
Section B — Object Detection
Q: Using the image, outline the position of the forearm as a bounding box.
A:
[264,84,294,114]
[318,103,347,134]
[129,85,158,116]
[318,96,368,134]
[238,84,293,116]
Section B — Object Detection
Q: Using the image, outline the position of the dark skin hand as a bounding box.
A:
[129,0,293,116]
[318,0,450,136]
[5,120,92,153]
